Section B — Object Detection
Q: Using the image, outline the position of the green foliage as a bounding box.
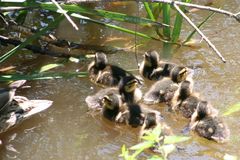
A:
[119,125,190,160]
[223,103,240,116]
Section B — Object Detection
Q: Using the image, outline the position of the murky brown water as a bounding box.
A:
[1,1,240,159]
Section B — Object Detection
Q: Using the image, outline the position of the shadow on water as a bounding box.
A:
[1,1,240,159]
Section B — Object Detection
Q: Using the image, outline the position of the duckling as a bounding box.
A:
[0,96,53,134]
[0,80,26,112]
[139,50,160,80]
[143,67,191,105]
[85,76,142,109]
[171,79,201,118]
[190,101,229,143]
[101,93,123,121]
[118,76,142,104]
[139,50,193,83]
[88,52,141,87]
[143,78,179,105]
[115,103,165,128]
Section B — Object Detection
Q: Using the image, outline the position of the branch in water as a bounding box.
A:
[172,3,226,63]
[152,0,240,22]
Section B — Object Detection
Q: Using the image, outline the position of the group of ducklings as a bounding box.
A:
[85,50,230,145]
[0,80,53,145]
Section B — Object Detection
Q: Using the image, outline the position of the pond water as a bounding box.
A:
[0,1,240,159]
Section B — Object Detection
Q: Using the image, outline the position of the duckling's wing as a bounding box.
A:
[143,78,173,104]
[211,118,230,143]
[194,118,216,140]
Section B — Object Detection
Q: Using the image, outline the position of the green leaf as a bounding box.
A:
[40,3,168,27]
[144,2,156,21]
[172,0,191,42]
[164,135,190,144]
[130,141,154,150]
[0,15,64,64]
[162,4,171,39]
[38,63,63,73]
[223,154,237,160]
[223,103,240,116]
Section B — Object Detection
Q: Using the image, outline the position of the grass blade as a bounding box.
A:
[172,0,191,42]
[223,103,240,116]
[0,15,64,64]
[144,2,156,21]
[164,136,190,144]
[162,3,171,39]
[0,2,169,27]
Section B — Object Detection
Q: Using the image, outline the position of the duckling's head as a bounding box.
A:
[143,112,159,130]
[170,66,189,83]
[101,94,122,120]
[101,94,120,111]
[94,52,108,69]
[143,50,159,68]
[178,80,193,101]
[194,101,219,121]
[118,76,141,103]
[194,101,209,121]
[128,104,145,127]
[190,100,219,129]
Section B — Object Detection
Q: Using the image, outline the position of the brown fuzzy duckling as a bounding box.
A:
[143,78,179,105]
[190,101,229,143]
[85,76,142,110]
[101,93,123,121]
[114,102,162,128]
[171,79,201,118]
[0,80,26,112]
[139,50,193,83]
[88,52,141,87]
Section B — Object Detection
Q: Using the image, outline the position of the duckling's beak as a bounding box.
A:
[129,79,139,89]
[178,67,187,80]
[144,52,149,58]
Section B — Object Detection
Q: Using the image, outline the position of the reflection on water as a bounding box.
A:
[1,1,240,160]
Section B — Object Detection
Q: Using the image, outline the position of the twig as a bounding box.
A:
[51,0,79,30]
[173,3,226,63]
[151,0,240,22]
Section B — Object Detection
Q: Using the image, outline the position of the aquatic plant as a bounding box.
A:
[1,0,239,81]
[119,125,190,160]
